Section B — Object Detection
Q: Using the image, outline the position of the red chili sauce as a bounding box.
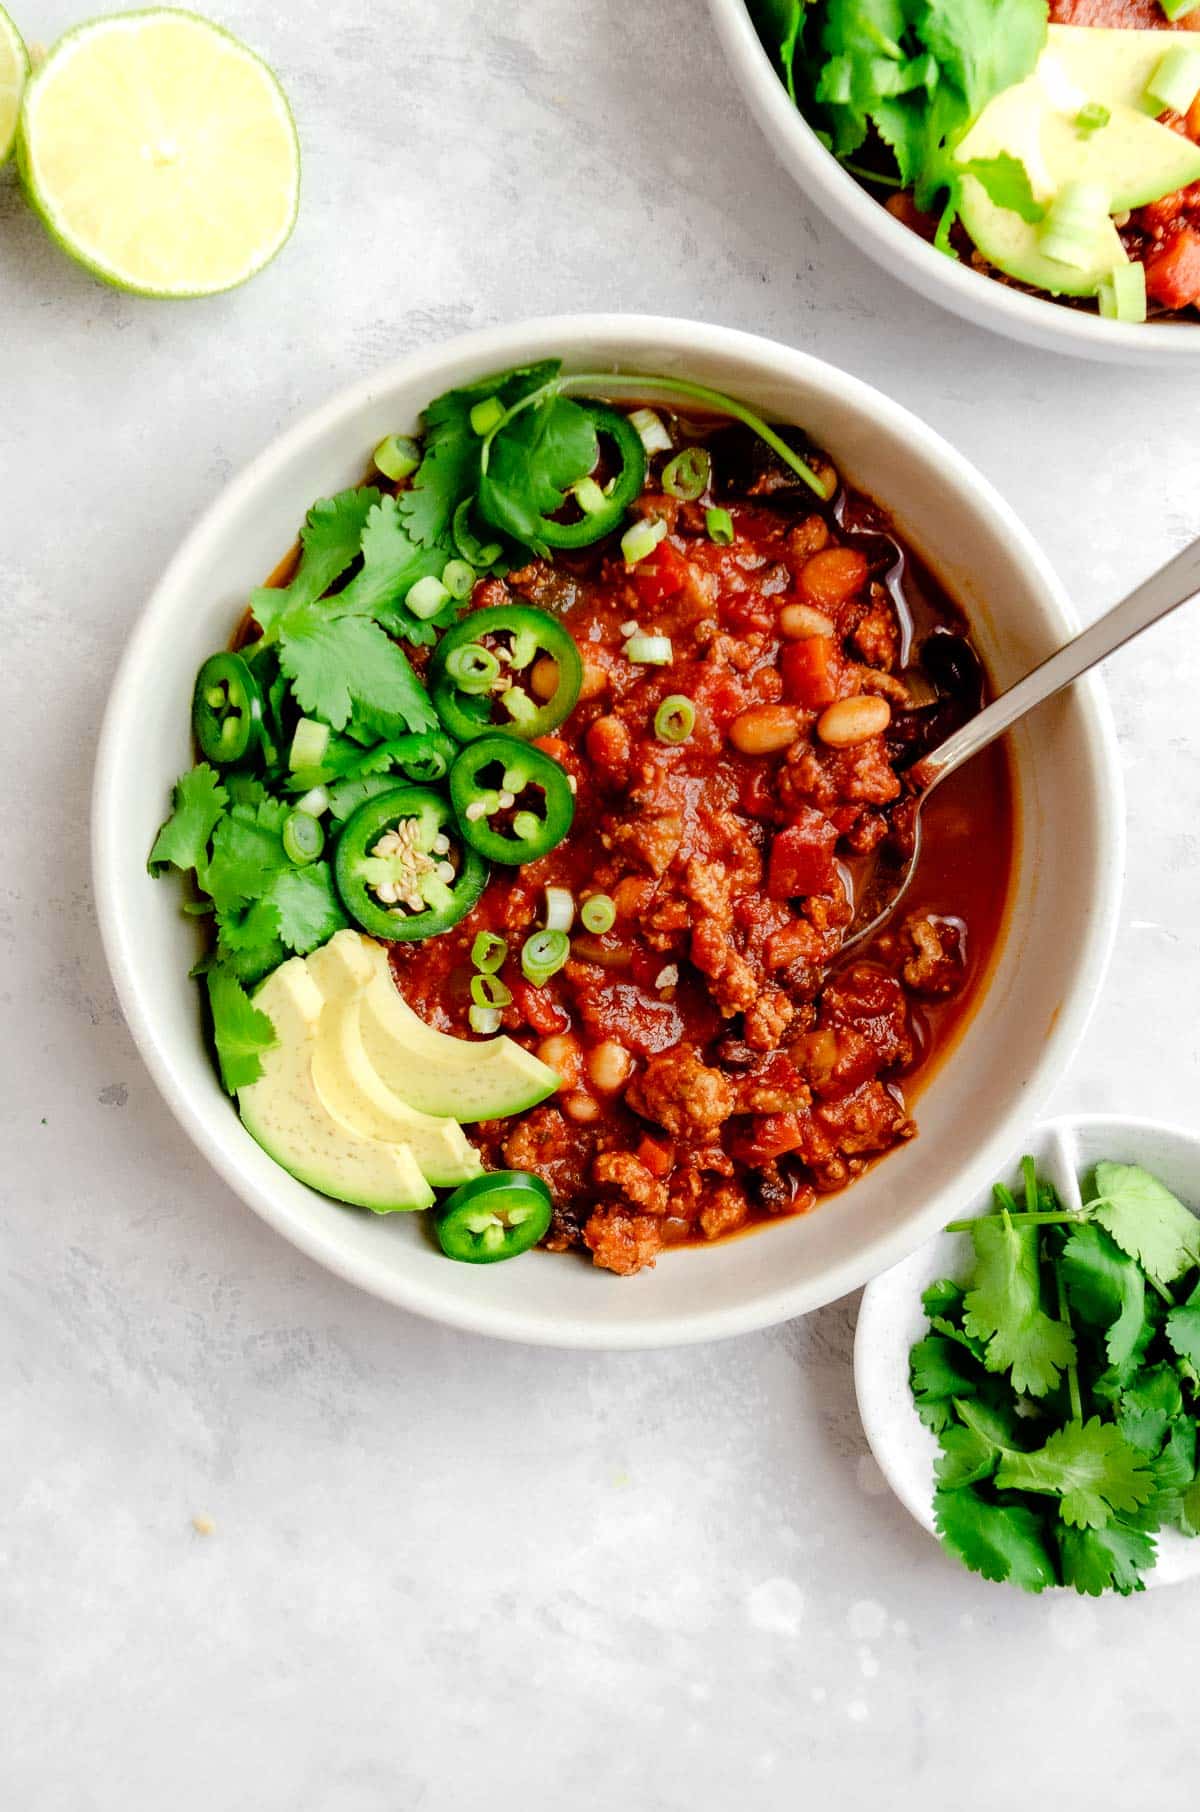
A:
[389,420,1014,1275]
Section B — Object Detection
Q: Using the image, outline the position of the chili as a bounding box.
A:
[334,786,488,942]
[430,604,583,743]
[435,1171,553,1263]
[192,652,265,766]
[448,735,574,866]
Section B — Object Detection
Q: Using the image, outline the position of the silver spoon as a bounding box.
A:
[842,535,1200,957]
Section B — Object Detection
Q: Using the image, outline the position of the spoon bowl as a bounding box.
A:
[854,1113,1200,1591]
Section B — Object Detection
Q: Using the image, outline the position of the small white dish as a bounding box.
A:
[708,0,1200,364]
[855,1114,1200,1590]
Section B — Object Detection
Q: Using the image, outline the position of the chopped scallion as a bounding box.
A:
[282,809,324,866]
[1146,44,1200,116]
[442,558,477,601]
[521,927,570,985]
[572,476,608,516]
[654,694,696,743]
[512,810,542,842]
[620,517,668,566]
[470,971,513,1011]
[1074,102,1110,138]
[445,642,500,693]
[295,785,330,818]
[1161,0,1200,26]
[1039,180,1111,269]
[373,434,420,481]
[628,407,673,454]
[501,687,538,726]
[661,446,712,502]
[468,1004,503,1035]
[705,506,734,546]
[580,893,616,934]
[407,574,452,620]
[1096,261,1147,324]
[543,885,575,932]
[625,634,673,665]
[471,930,508,974]
[288,716,330,773]
[469,396,505,437]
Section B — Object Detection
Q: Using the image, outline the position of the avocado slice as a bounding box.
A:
[238,958,435,1213]
[312,994,483,1187]
[956,26,1200,295]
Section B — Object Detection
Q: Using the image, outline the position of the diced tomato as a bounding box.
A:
[768,808,838,900]
[799,547,868,610]
[739,766,781,822]
[730,1111,808,1165]
[1144,228,1200,312]
[781,635,838,708]
[828,804,859,835]
[636,1135,675,1178]
[634,541,688,608]
[510,978,570,1036]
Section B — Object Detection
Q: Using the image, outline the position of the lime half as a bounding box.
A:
[19,8,299,297]
[0,3,29,165]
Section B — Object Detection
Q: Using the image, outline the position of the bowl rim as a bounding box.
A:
[92,312,1125,1347]
[707,0,1200,364]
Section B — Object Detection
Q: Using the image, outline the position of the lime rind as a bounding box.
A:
[18,8,300,298]
[0,2,30,167]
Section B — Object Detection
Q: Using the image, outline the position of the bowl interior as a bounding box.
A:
[93,316,1122,1346]
[855,1115,1200,1589]
[707,0,1200,364]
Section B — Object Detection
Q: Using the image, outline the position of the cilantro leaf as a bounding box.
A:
[962,1215,1076,1398]
[326,774,401,821]
[1152,1418,1197,1530]
[1088,1162,1200,1286]
[278,611,438,735]
[1179,1476,1200,1539]
[909,1334,981,1432]
[400,362,561,547]
[480,395,599,547]
[334,494,450,635]
[1060,1223,1148,1370]
[1117,1366,1183,1457]
[935,1419,998,1490]
[270,863,348,954]
[148,765,229,875]
[923,1278,964,1320]
[957,152,1044,223]
[204,799,291,914]
[995,1418,1156,1530]
[215,898,287,988]
[1058,1521,1155,1598]
[917,0,1047,124]
[1166,1278,1200,1371]
[933,1486,1055,1593]
[250,487,381,631]
[206,963,277,1094]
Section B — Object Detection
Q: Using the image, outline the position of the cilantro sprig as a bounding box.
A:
[751,0,1048,252]
[913,1157,1200,1596]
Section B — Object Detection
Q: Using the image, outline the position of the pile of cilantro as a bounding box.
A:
[147,359,622,1095]
[912,1157,1200,1595]
[750,0,1048,251]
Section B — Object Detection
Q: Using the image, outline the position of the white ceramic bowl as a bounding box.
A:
[708,0,1200,364]
[856,1115,1200,1590]
[93,314,1123,1347]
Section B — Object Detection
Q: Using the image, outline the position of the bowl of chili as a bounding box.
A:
[709,0,1200,362]
[93,315,1122,1346]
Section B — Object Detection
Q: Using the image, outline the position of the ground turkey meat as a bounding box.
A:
[625,1044,737,1142]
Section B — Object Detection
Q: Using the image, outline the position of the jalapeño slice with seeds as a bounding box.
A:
[435,1171,553,1264]
[333,786,487,942]
[430,604,582,743]
[192,651,265,766]
[449,736,574,866]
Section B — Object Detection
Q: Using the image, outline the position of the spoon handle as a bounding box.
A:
[913,536,1200,793]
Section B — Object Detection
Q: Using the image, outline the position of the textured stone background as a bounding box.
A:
[3,2,1198,1805]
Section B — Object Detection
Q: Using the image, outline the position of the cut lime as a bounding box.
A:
[0,3,29,166]
[18,9,300,297]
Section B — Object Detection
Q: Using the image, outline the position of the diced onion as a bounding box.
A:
[543,886,575,932]
[1097,262,1147,324]
[521,927,571,985]
[705,506,735,546]
[628,407,673,454]
[407,574,452,619]
[654,695,696,743]
[469,1004,503,1035]
[373,434,420,481]
[580,893,616,934]
[295,785,330,818]
[442,558,477,601]
[471,931,508,973]
[625,634,673,665]
[288,716,330,772]
[469,396,505,437]
[620,517,669,566]
[1146,43,1200,113]
[661,446,711,502]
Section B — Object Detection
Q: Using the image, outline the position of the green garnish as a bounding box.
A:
[1074,101,1110,139]
[205,963,277,1094]
[1146,44,1200,117]
[914,1158,1200,1595]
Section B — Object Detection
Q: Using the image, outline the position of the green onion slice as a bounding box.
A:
[1074,102,1110,138]
[705,506,734,546]
[625,634,673,665]
[407,575,452,620]
[373,434,421,481]
[521,927,570,985]
[1162,0,1200,18]
[445,642,500,693]
[442,558,477,601]
[1146,44,1200,116]
[469,1003,503,1035]
[661,446,711,502]
[572,476,608,516]
[628,407,673,454]
[543,885,575,932]
[1039,180,1111,270]
[288,716,330,773]
[282,809,325,866]
[470,971,513,1011]
[620,517,669,566]
[1097,261,1147,323]
[580,893,616,934]
[295,785,330,818]
[654,695,696,743]
[470,396,505,437]
[471,930,508,974]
